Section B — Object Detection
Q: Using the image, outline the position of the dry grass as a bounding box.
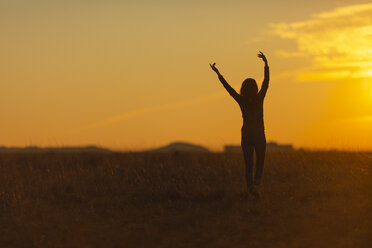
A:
[0,150,371,247]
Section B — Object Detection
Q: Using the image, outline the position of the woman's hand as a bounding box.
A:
[257,51,268,64]
[209,63,219,74]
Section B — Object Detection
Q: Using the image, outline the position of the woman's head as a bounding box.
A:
[240,78,258,97]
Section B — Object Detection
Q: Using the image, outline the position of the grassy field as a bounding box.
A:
[0,150,371,247]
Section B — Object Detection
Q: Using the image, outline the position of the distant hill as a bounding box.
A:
[0,146,112,153]
[148,142,210,153]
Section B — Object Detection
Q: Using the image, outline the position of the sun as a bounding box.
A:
[365,69,372,99]
[369,71,372,99]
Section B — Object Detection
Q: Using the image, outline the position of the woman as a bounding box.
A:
[210,51,269,198]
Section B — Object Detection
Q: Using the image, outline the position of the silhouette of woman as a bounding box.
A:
[210,51,269,197]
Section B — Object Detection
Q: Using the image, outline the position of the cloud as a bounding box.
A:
[271,3,372,81]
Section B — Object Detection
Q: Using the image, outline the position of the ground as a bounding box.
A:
[0,150,371,247]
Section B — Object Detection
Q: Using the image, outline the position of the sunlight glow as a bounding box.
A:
[2,1,372,150]
[272,3,372,81]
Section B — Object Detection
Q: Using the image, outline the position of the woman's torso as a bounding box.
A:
[239,96,265,132]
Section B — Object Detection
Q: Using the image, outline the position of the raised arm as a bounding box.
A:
[209,63,240,102]
[257,51,270,99]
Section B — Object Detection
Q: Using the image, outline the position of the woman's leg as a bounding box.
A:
[254,135,266,186]
[242,141,254,189]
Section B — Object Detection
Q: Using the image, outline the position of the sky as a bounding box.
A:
[1,0,372,151]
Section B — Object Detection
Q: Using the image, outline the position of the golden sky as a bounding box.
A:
[1,0,372,151]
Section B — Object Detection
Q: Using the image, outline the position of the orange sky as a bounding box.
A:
[1,0,372,151]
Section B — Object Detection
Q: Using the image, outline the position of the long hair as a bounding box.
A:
[240,78,258,97]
